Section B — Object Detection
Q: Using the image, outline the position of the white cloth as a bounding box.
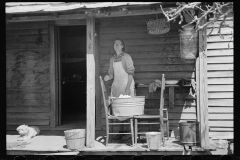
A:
[110,61,135,97]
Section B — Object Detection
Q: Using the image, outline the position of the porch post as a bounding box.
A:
[95,22,102,130]
[196,12,209,149]
[86,16,96,148]
[49,22,58,128]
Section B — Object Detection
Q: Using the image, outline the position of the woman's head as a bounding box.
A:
[113,38,125,52]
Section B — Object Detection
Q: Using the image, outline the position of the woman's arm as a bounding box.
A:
[123,53,135,95]
[106,57,114,80]
[125,74,133,95]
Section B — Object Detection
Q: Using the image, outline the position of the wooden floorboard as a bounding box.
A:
[6,134,218,155]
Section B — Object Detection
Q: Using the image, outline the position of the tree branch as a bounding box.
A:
[160,2,233,39]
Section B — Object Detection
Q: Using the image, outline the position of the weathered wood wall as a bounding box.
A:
[6,21,51,130]
[99,14,197,136]
[206,13,234,139]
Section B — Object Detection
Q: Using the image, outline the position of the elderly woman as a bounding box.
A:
[104,38,135,140]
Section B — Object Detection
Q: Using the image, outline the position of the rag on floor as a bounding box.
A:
[177,78,196,96]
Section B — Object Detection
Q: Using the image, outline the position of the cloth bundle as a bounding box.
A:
[148,79,162,93]
[177,78,196,96]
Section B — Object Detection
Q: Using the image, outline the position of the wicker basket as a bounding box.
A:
[147,17,170,35]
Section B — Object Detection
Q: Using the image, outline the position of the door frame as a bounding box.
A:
[49,19,101,133]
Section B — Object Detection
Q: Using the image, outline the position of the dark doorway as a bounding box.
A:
[59,25,86,129]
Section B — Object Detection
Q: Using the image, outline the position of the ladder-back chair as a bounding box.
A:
[133,74,169,146]
[99,76,135,146]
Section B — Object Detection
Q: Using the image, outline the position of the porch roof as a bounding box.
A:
[6,2,169,14]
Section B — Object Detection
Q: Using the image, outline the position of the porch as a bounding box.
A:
[6,130,218,155]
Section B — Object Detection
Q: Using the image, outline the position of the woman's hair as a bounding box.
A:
[113,38,125,51]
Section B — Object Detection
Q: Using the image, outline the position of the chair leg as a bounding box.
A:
[167,120,169,140]
[130,119,134,147]
[134,119,138,147]
[111,119,113,143]
[106,121,109,147]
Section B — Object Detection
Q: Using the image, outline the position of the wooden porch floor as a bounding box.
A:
[6,131,216,155]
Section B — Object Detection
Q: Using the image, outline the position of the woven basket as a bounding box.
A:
[147,17,170,35]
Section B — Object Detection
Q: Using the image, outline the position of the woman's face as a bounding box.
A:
[114,40,123,53]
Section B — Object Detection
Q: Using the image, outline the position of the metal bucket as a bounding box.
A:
[179,121,200,145]
[64,129,85,150]
[145,132,162,150]
[179,32,198,59]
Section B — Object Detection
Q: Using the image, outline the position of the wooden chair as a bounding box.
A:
[133,74,169,146]
[99,76,135,147]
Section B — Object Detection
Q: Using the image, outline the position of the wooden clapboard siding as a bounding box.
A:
[207,64,233,70]
[6,28,49,36]
[207,49,233,56]
[6,21,49,30]
[206,14,234,139]
[208,85,233,92]
[7,125,50,131]
[100,51,181,59]
[7,119,49,126]
[101,58,194,66]
[6,21,51,129]
[208,78,233,84]
[207,56,233,63]
[7,113,50,119]
[206,28,233,35]
[7,106,50,112]
[99,14,197,132]
[100,37,180,46]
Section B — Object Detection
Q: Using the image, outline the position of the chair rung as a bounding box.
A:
[109,123,130,125]
[137,132,167,135]
[137,123,160,125]
[137,132,154,134]
[136,119,168,122]
[108,133,132,134]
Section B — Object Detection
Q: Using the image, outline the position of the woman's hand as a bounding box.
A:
[125,87,131,95]
[104,75,110,81]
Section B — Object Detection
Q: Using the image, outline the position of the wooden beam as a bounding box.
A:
[95,23,102,130]
[49,22,57,128]
[55,19,86,26]
[169,87,174,109]
[86,16,95,148]
[7,7,176,22]
[56,26,61,125]
[197,12,209,149]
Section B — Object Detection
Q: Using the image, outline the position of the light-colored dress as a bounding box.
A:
[108,52,135,97]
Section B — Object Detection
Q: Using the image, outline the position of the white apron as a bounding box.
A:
[111,61,135,97]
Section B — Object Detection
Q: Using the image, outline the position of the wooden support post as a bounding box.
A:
[169,87,174,109]
[197,12,209,149]
[196,58,200,123]
[49,23,57,128]
[160,74,165,146]
[86,16,96,148]
[95,22,102,130]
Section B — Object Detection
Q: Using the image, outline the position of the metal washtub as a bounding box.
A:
[111,96,145,116]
